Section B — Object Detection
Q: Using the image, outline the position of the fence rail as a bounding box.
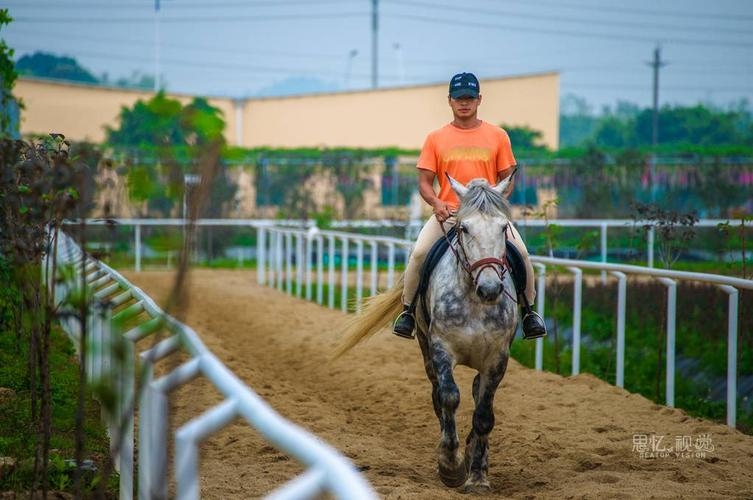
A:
[66,217,749,272]
[48,230,376,500]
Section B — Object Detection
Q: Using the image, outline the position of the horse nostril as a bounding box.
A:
[476,282,502,302]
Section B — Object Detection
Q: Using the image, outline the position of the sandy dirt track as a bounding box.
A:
[124,269,753,499]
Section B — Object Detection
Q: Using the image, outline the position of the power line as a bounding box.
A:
[10,42,386,81]
[384,13,753,48]
[565,83,751,92]
[6,0,354,8]
[511,0,753,23]
[13,12,368,23]
[384,0,753,37]
[8,27,349,60]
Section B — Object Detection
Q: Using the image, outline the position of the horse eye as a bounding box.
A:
[460,224,469,234]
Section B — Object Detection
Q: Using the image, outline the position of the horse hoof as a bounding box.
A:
[461,480,491,494]
[438,463,467,488]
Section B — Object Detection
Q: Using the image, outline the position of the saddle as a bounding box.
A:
[411,227,528,323]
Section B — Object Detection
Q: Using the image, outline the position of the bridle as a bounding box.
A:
[440,216,516,300]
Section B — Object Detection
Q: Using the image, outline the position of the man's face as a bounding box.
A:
[449,95,481,119]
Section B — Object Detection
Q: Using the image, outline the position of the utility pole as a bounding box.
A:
[371,0,378,89]
[646,45,667,201]
[154,0,160,92]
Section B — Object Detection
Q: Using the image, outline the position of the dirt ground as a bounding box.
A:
[124,269,753,499]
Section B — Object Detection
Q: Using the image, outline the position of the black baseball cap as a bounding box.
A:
[449,72,480,98]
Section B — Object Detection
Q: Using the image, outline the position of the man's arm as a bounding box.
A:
[418,168,452,222]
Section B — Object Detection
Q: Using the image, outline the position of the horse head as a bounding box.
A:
[447,175,514,304]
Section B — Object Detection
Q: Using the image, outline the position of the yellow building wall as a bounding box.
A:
[14,78,238,145]
[242,72,559,150]
[15,72,558,150]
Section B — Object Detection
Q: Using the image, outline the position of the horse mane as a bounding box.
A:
[455,179,512,220]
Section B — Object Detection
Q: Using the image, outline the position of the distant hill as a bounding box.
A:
[254,76,340,97]
[16,51,99,84]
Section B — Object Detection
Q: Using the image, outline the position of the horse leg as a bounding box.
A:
[415,331,441,420]
[463,353,510,493]
[430,342,466,487]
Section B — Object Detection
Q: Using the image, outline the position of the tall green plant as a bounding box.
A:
[525,199,565,373]
[631,202,699,269]
[0,135,100,496]
[0,9,18,137]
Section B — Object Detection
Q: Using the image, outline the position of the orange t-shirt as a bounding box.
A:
[417,121,516,208]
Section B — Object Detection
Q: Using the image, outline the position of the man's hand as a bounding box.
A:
[432,199,453,223]
[418,168,456,222]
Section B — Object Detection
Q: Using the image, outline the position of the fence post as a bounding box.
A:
[305,232,313,301]
[718,285,739,428]
[257,227,266,285]
[355,239,364,312]
[316,236,324,305]
[135,223,142,272]
[610,271,627,388]
[285,232,293,295]
[276,230,284,291]
[658,277,677,407]
[370,241,378,297]
[387,243,395,289]
[328,235,336,309]
[566,266,582,375]
[533,263,546,371]
[341,237,349,312]
[296,234,304,298]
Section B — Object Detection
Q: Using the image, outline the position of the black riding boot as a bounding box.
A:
[520,299,547,340]
[393,305,415,339]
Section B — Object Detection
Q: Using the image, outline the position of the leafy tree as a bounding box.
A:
[106,92,236,219]
[562,95,753,150]
[593,116,632,149]
[502,124,549,153]
[559,93,599,148]
[0,9,18,137]
[100,70,156,90]
[16,51,99,83]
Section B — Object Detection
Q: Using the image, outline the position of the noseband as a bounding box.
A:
[441,219,514,296]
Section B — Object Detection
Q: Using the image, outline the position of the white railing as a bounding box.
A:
[65,217,749,428]
[67,217,748,272]
[253,225,752,429]
[48,230,376,500]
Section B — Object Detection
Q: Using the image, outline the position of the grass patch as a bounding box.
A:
[0,324,116,495]
[510,279,753,433]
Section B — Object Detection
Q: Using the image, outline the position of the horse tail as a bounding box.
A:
[332,275,404,360]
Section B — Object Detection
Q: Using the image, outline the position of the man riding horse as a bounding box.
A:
[393,72,547,341]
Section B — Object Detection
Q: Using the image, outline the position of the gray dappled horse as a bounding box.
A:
[335,176,518,493]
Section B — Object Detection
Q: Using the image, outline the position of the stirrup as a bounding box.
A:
[393,310,415,339]
[522,310,547,340]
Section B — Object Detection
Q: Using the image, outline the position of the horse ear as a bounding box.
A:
[446,173,468,199]
[492,167,517,195]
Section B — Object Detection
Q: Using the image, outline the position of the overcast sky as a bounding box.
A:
[4,0,752,113]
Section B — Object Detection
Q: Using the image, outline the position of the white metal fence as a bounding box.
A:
[68,217,748,273]
[62,217,751,429]
[48,230,376,500]
[251,224,752,429]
